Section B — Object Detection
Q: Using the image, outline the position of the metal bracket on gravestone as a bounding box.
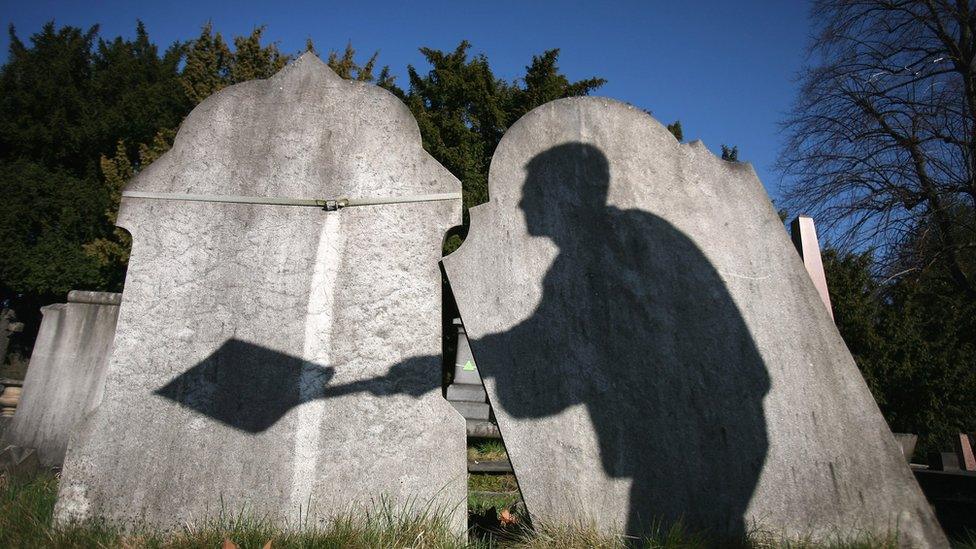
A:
[122,191,462,211]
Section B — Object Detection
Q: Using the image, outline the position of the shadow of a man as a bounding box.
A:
[467,142,771,538]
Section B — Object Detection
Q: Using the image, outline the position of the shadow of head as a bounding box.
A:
[519,142,610,240]
[154,339,441,434]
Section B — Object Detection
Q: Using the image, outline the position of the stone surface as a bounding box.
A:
[0,292,121,466]
[790,216,833,319]
[0,444,41,477]
[442,98,947,546]
[893,433,919,462]
[446,319,489,404]
[56,54,466,530]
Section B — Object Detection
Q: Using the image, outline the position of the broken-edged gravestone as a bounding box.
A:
[441,98,948,546]
[55,54,466,530]
[0,291,121,467]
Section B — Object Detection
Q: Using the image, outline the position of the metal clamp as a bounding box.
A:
[319,198,350,212]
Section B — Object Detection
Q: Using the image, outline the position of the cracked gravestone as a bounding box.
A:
[441,97,947,546]
[55,54,466,531]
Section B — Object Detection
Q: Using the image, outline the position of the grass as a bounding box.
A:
[1,472,462,548]
[468,473,518,494]
[3,471,974,548]
[467,440,508,462]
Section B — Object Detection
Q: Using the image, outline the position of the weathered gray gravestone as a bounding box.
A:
[56,54,466,530]
[1,291,121,466]
[442,98,948,546]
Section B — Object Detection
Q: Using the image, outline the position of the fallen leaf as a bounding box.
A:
[222,538,238,549]
[262,541,272,549]
[499,508,518,526]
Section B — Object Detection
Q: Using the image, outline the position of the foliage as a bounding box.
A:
[666,120,683,141]
[721,144,738,162]
[320,41,396,87]
[0,21,313,347]
[0,21,187,304]
[823,245,976,456]
[0,160,106,296]
[393,41,605,227]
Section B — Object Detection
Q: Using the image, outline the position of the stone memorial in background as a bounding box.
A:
[56,54,466,530]
[442,98,947,546]
[1,291,121,466]
[0,305,25,366]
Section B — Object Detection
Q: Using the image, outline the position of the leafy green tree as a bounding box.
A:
[180,23,232,105]
[230,26,288,84]
[823,245,976,456]
[0,21,190,352]
[394,41,604,252]
[91,22,188,161]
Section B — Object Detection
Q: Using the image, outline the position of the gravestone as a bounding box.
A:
[957,434,976,471]
[1,291,121,466]
[56,54,466,530]
[442,98,947,546]
[790,215,833,319]
[446,319,491,421]
[0,305,24,366]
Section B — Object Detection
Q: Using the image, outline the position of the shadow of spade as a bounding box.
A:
[154,338,440,433]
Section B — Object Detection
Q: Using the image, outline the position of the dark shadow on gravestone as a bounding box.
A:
[465,143,771,538]
[155,143,769,537]
[154,338,441,434]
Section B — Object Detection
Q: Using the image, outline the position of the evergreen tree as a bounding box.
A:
[395,41,604,253]
[180,23,232,105]
[823,246,976,455]
[230,26,288,83]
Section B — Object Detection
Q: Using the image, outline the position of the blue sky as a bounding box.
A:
[1,0,813,204]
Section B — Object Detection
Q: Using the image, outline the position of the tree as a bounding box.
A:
[180,23,232,105]
[823,245,976,455]
[780,0,976,297]
[395,41,605,251]
[229,26,288,84]
[721,144,738,162]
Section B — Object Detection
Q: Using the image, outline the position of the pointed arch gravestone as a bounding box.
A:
[55,54,466,530]
[442,98,948,546]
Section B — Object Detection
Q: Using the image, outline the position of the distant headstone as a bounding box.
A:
[446,319,490,421]
[0,306,24,366]
[442,98,947,546]
[957,433,976,471]
[56,54,466,530]
[893,433,919,463]
[790,215,833,319]
[0,444,40,478]
[0,291,120,466]
[930,452,961,471]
